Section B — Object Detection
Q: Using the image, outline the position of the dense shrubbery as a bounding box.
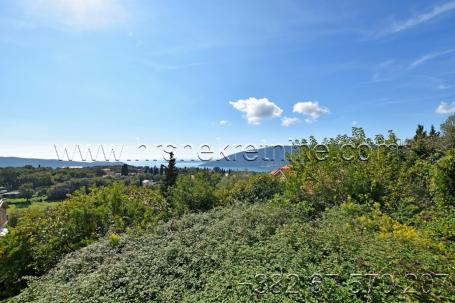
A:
[214,173,282,206]
[169,171,283,212]
[284,127,454,221]
[0,183,169,298]
[230,173,283,203]
[169,172,221,212]
[1,171,270,299]
[431,149,455,203]
[7,202,454,303]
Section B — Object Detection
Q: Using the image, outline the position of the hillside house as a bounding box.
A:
[0,199,8,227]
[1,191,20,199]
[101,168,117,177]
[270,165,291,178]
[0,186,7,196]
[142,180,155,187]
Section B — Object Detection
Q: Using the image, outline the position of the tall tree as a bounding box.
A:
[407,124,443,159]
[429,125,440,137]
[410,124,430,158]
[441,114,455,148]
[414,124,427,140]
[121,164,129,176]
[19,183,34,202]
[163,152,178,190]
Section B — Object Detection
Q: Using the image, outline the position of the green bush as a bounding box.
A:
[8,202,454,303]
[0,183,168,299]
[230,173,283,204]
[284,128,445,220]
[46,183,71,201]
[431,149,455,204]
[169,172,218,213]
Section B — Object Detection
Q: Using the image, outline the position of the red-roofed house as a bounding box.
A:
[270,165,291,177]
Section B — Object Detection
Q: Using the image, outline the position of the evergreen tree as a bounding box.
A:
[163,152,178,190]
[121,164,129,176]
[429,125,440,137]
[408,124,442,159]
[414,124,427,140]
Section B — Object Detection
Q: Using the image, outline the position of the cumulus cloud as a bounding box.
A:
[435,102,455,114]
[20,0,127,30]
[281,117,299,127]
[230,97,283,125]
[219,120,228,125]
[293,101,329,123]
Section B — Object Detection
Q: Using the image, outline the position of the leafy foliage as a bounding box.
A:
[285,126,453,220]
[169,172,220,213]
[8,202,454,303]
[229,173,282,204]
[441,114,455,148]
[0,183,169,298]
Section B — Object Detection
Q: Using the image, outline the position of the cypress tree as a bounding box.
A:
[121,164,129,176]
[164,152,178,189]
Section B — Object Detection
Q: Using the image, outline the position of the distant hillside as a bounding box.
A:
[0,157,121,168]
[202,145,293,170]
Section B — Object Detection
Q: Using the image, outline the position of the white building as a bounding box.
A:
[142,180,155,187]
[0,199,8,227]
[0,199,8,236]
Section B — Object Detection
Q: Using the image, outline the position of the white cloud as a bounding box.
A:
[230,97,283,125]
[293,101,329,123]
[390,1,455,34]
[352,121,358,126]
[435,102,455,114]
[409,48,455,69]
[281,117,299,127]
[219,120,228,125]
[20,0,127,31]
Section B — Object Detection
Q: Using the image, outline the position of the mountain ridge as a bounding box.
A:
[0,157,121,168]
[202,145,292,170]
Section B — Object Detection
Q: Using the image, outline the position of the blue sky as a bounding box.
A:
[1,0,455,160]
